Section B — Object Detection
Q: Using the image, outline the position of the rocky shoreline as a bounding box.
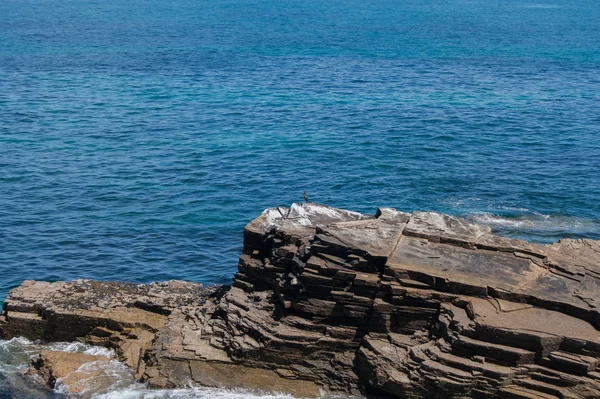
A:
[2,203,600,398]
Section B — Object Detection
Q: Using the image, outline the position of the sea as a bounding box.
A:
[0,0,599,397]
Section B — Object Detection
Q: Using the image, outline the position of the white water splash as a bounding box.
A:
[47,341,116,358]
[1,338,361,399]
[465,211,600,242]
[54,359,136,397]
[0,336,115,360]
[93,386,359,399]
[468,211,587,230]
[94,386,300,399]
[438,197,599,242]
[468,212,537,228]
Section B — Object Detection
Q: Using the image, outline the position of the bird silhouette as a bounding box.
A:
[303,191,310,203]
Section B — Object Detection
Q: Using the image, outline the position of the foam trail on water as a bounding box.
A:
[439,197,600,242]
[465,211,600,242]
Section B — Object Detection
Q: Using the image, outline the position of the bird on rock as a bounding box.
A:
[303,191,310,203]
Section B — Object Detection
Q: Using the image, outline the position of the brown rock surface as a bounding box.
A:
[29,350,126,398]
[2,203,600,398]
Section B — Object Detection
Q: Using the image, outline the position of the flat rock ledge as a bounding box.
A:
[2,203,600,399]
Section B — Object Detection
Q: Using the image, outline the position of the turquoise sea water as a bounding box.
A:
[0,0,599,396]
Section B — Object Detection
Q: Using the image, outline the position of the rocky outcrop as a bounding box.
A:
[2,203,600,398]
[1,280,215,383]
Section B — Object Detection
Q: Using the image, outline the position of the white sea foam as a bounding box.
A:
[83,346,117,358]
[466,211,599,241]
[440,197,599,240]
[55,359,135,397]
[95,386,292,399]
[47,341,115,358]
[439,197,483,209]
[0,337,40,364]
[0,337,116,364]
[468,212,536,228]
[1,338,360,399]
[91,385,358,399]
[0,336,33,353]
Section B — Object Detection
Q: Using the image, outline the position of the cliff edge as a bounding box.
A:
[2,203,600,398]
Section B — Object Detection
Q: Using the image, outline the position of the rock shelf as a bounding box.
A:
[2,203,600,398]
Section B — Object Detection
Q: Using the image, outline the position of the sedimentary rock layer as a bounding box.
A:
[2,203,600,398]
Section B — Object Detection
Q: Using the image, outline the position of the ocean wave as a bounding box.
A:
[0,338,359,399]
[0,337,115,361]
[438,197,599,242]
[1,338,122,398]
[43,341,115,359]
[92,386,357,399]
[94,386,302,399]
[55,359,135,398]
[465,211,600,242]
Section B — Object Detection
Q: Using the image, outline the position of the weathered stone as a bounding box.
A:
[315,208,409,262]
[405,211,491,247]
[188,361,322,397]
[29,350,131,398]
[3,203,600,399]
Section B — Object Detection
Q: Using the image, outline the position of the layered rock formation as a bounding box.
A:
[2,203,600,398]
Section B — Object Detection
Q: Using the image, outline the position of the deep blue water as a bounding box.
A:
[1,0,599,307]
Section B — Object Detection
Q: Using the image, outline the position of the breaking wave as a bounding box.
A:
[438,197,600,243]
[92,385,345,399]
[465,211,600,242]
[0,337,115,361]
[0,338,358,399]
